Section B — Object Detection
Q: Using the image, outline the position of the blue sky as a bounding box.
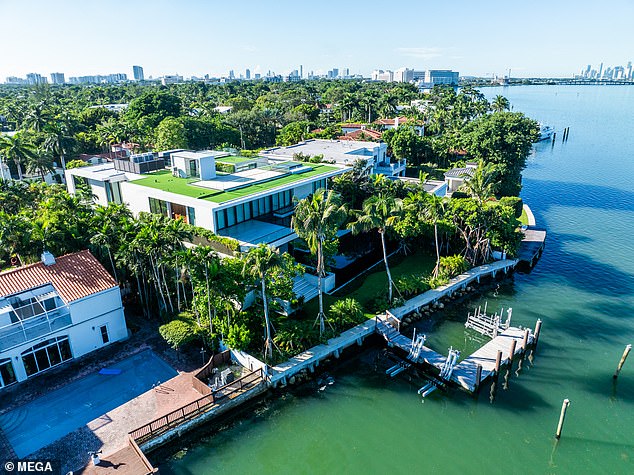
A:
[1,0,632,80]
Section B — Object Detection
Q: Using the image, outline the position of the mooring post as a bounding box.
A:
[533,319,543,350]
[490,350,503,404]
[516,330,529,375]
[504,339,517,390]
[555,399,571,439]
[474,364,482,395]
[613,344,632,379]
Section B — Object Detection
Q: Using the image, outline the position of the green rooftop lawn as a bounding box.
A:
[216,155,255,164]
[130,165,339,204]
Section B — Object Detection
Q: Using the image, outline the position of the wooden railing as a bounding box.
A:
[127,435,158,474]
[129,368,263,444]
[195,350,232,382]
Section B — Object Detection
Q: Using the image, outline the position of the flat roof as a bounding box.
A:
[173,150,230,160]
[129,164,342,204]
[66,163,140,182]
[216,155,256,164]
[261,139,383,165]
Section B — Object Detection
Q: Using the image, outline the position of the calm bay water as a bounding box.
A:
[162,86,634,475]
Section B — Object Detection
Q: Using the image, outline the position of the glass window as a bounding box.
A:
[0,360,17,388]
[59,339,72,361]
[215,210,226,230]
[189,159,199,177]
[236,204,245,223]
[100,325,110,344]
[34,348,50,373]
[227,207,236,227]
[47,345,62,366]
[23,354,37,377]
[272,193,279,210]
[187,207,196,226]
[244,202,251,220]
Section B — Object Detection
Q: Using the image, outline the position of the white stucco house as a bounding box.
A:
[0,250,128,388]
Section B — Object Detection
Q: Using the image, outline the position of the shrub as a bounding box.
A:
[215,162,234,173]
[426,275,449,289]
[224,323,251,351]
[438,255,469,278]
[329,298,365,328]
[159,319,195,350]
[396,274,431,298]
[499,196,523,218]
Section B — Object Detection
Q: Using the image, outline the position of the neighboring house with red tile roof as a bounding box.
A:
[338,129,383,141]
[374,117,425,136]
[0,250,128,388]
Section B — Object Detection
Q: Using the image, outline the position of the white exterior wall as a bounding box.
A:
[120,181,218,230]
[0,287,127,384]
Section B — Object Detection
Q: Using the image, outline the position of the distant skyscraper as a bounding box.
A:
[300,65,303,79]
[133,65,144,81]
[246,69,251,79]
[26,73,46,85]
[229,70,235,79]
[50,72,65,84]
[255,73,261,80]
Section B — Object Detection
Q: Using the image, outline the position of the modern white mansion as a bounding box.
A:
[65,140,402,251]
[0,251,127,388]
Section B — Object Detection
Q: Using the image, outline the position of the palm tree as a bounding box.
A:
[0,133,37,180]
[425,194,447,278]
[491,95,510,113]
[348,193,402,302]
[292,189,347,338]
[24,101,52,132]
[242,244,285,361]
[26,150,56,181]
[459,160,497,204]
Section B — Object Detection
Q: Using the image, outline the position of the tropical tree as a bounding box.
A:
[292,189,347,338]
[348,193,403,302]
[241,244,285,361]
[0,133,37,180]
[459,160,497,204]
[491,95,511,113]
[26,149,56,181]
[425,194,447,278]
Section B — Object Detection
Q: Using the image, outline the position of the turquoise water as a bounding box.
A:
[162,86,634,474]
[0,350,176,457]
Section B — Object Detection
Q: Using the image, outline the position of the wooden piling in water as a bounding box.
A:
[504,339,517,390]
[490,350,503,403]
[555,399,571,439]
[474,364,482,395]
[613,344,632,379]
[533,319,543,350]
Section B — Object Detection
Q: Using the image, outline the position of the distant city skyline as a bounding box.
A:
[1,0,633,80]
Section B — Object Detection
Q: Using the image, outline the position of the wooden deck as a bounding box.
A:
[451,327,531,392]
[77,440,155,475]
[518,228,547,266]
[376,315,533,393]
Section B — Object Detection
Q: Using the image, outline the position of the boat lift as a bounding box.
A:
[418,347,461,398]
[386,329,427,378]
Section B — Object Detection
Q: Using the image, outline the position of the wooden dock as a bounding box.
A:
[518,228,547,267]
[376,315,535,394]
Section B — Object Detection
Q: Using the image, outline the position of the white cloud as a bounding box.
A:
[396,47,444,60]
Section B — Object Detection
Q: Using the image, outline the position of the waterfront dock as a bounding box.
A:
[518,228,547,267]
[376,314,536,393]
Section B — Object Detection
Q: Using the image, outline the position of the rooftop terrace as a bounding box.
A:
[129,164,340,204]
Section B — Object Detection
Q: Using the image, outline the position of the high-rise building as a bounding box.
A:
[300,65,303,79]
[133,65,144,81]
[394,68,414,82]
[229,70,235,80]
[26,73,46,85]
[245,68,251,79]
[50,72,65,84]
[423,70,459,86]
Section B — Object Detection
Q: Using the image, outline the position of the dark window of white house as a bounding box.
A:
[100,325,110,344]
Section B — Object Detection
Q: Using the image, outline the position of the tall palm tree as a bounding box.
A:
[348,193,402,302]
[24,101,52,132]
[292,189,347,338]
[242,244,285,361]
[425,194,447,278]
[0,133,37,180]
[26,149,56,181]
[459,160,497,204]
[491,95,511,113]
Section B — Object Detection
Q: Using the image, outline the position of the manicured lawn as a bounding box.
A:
[299,250,436,319]
[519,208,529,226]
[216,156,255,164]
[129,165,340,204]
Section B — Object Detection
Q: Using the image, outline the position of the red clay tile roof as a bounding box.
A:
[340,123,364,129]
[0,250,117,303]
[338,129,383,141]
